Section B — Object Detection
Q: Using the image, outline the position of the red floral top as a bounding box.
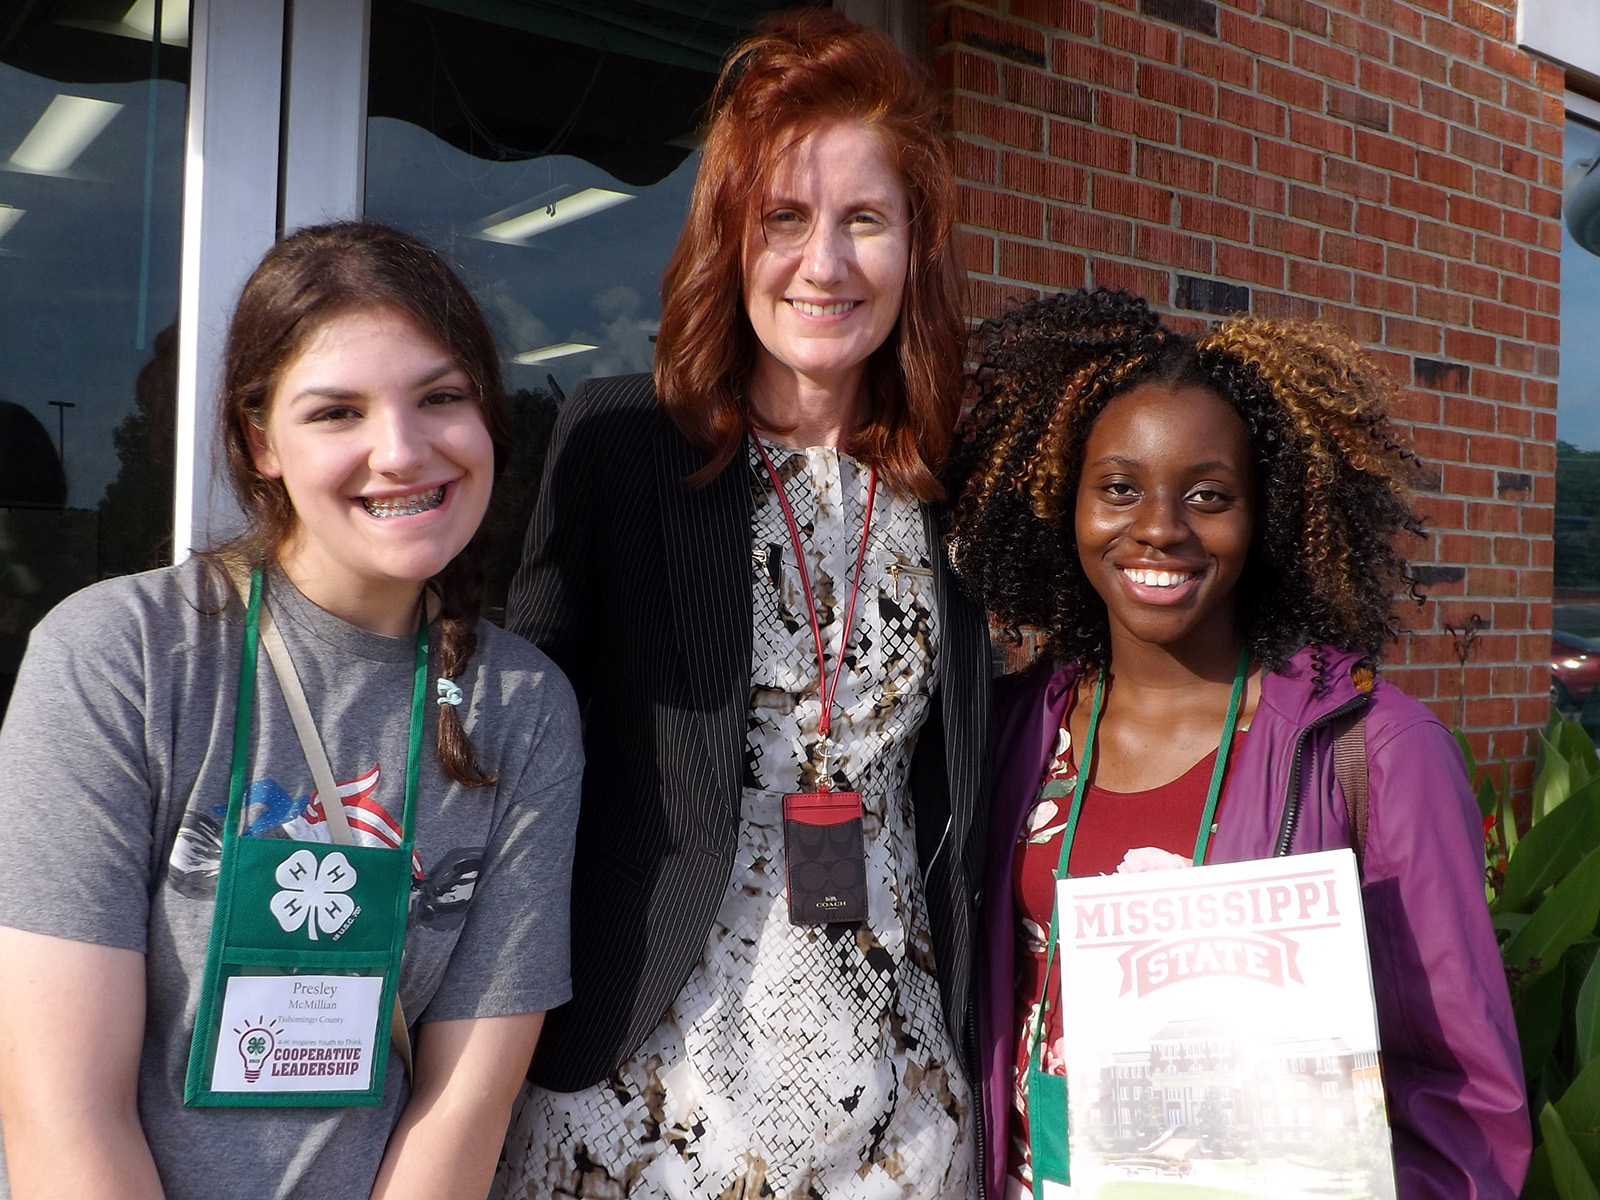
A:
[1006,686,1246,1188]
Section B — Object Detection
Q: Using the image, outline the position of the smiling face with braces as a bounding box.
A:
[247,305,494,637]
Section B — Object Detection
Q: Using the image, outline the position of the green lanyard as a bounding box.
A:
[1026,645,1250,1196]
[1056,644,1249,874]
[184,567,428,1108]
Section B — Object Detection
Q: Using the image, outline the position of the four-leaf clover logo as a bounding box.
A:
[234,1015,280,1083]
[269,849,358,940]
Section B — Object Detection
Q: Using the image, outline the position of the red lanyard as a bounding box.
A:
[752,437,878,792]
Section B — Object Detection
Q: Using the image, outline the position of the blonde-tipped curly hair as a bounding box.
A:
[945,287,1424,671]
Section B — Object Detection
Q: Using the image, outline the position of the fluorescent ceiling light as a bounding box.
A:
[120,0,190,45]
[481,188,634,244]
[9,96,123,175]
[0,206,22,241]
[514,342,598,365]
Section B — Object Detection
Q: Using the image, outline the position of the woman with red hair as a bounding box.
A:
[494,9,989,1197]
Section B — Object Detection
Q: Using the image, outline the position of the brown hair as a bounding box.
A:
[946,288,1425,671]
[216,220,508,787]
[654,8,963,501]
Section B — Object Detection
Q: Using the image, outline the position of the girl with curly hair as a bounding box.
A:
[946,288,1528,1200]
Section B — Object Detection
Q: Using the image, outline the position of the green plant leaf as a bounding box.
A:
[1548,1059,1577,1129]
[1558,1068,1600,1181]
[1538,736,1577,822]
[1560,721,1590,792]
[1526,1146,1559,1200]
[1582,958,1600,1079]
[1478,774,1500,820]
[1504,845,1600,981]
[1576,757,1598,798]
[1498,754,1521,864]
[1577,1134,1600,1183]
[1541,709,1567,779]
[1569,938,1600,1040]
[1495,912,1533,938]
[1558,1057,1600,1134]
[1522,963,1571,1078]
[1561,710,1600,764]
[1457,728,1478,773]
[1543,1104,1600,1200]
[1565,715,1600,788]
[1499,775,1600,913]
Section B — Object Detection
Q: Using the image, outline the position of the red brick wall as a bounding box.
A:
[929,0,1564,787]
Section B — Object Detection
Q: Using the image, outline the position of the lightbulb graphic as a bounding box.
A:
[235,1017,278,1083]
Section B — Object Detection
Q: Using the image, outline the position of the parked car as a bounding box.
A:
[1552,628,1600,700]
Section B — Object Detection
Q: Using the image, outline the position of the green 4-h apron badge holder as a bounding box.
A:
[1027,649,1247,1197]
[183,565,421,1108]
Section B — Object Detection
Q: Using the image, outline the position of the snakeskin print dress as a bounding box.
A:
[493,439,974,1200]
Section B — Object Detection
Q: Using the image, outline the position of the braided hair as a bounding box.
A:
[946,288,1424,671]
[216,222,506,787]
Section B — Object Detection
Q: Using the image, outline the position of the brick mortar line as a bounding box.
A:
[931,0,1554,74]
[941,124,1561,216]
[931,14,1565,160]
[957,255,1565,353]
[956,225,1561,296]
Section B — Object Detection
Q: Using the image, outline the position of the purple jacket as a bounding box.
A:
[978,646,1529,1200]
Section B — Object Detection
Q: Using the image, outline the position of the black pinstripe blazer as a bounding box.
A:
[506,373,991,1092]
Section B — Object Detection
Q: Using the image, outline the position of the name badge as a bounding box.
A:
[209,973,385,1093]
[185,838,412,1108]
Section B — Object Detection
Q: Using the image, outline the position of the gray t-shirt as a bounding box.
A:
[0,558,581,1200]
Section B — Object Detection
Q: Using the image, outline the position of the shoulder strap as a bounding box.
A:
[261,606,356,843]
[219,557,414,1081]
[1331,665,1376,870]
[1332,714,1368,867]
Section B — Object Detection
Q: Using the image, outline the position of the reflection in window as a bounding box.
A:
[363,0,807,617]
[1554,113,1600,729]
[0,2,187,717]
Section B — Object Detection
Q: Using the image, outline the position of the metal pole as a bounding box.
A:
[47,400,75,467]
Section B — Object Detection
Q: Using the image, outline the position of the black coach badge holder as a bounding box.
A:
[782,785,868,924]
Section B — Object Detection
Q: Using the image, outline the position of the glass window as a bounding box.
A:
[0,1,188,717]
[1552,111,1600,730]
[363,0,809,618]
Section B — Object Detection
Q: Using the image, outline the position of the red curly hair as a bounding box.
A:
[653,8,964,501]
